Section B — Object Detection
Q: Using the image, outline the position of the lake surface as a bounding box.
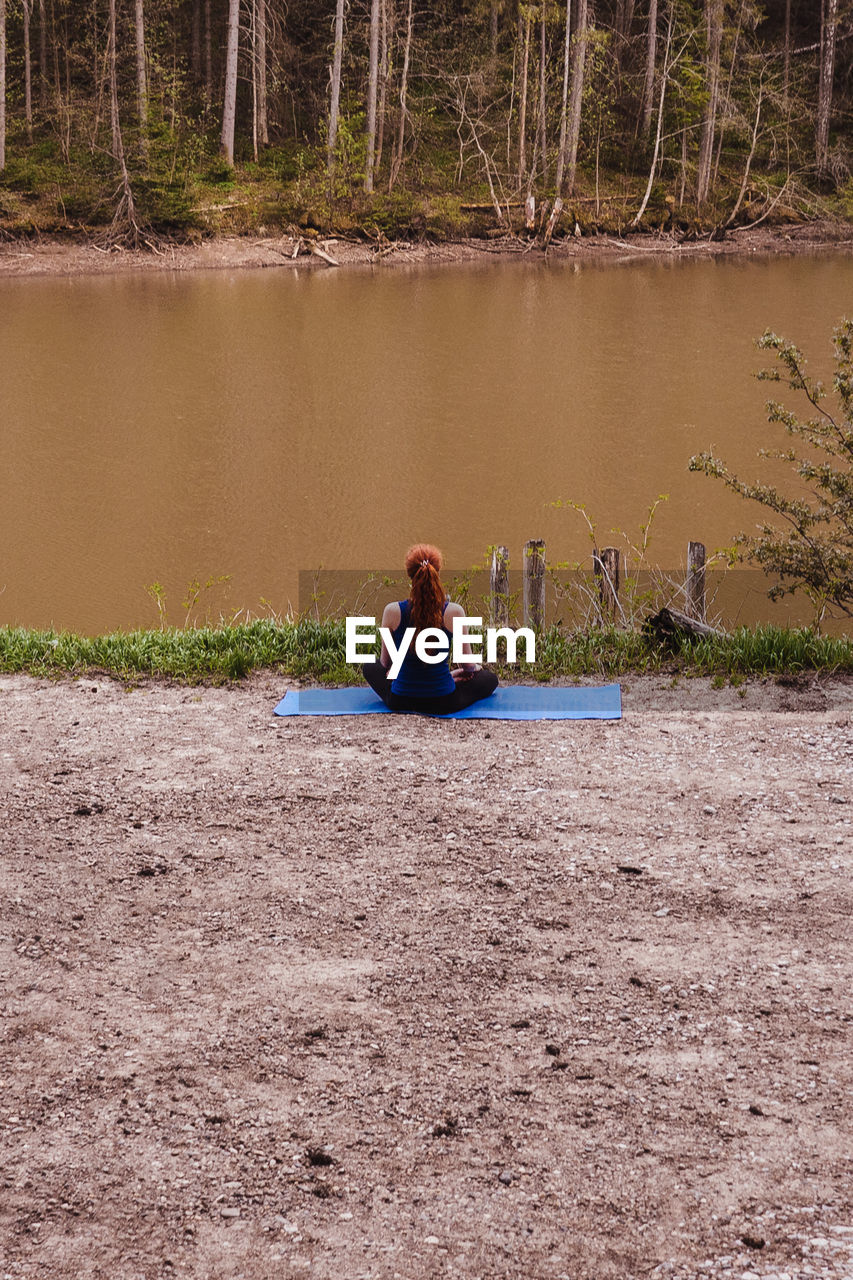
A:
[2,251,852,633]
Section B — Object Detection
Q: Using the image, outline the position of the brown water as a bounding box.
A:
[1,252,851,633]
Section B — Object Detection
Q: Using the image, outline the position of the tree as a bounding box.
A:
[632,0,674,224]
[103,0,143,245]
[517,6,531,186]
[22,0,32,140]
[537,3,547,181]
[257,0,268,146]
[108,0,122,160]
[221,0,240,165]
[696,0,723,208]
[365,0,380,191]
[641,0,658,136]
[690,322,853,622]
[134,0,147,128]
[0,0,5,172]
[565,0,590,195]
[328,0,345,168]
[816,0,838,177]
[553,0,572,194]
[389,0,413,190]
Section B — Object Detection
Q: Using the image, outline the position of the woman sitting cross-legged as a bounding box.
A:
[362,543,499,715]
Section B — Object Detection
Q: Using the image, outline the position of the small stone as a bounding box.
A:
[499,1170,514,1185]
[424,1236,440,1245]
[703,805,716,816]
[220,1207,240,1219]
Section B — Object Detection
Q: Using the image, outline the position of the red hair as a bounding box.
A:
[405,543,445,631]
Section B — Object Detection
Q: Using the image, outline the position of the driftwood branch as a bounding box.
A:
[309,241,340,266]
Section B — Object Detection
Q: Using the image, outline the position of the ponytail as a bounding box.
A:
[405,543,446,631]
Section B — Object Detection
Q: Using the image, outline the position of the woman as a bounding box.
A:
[362,543,499,715]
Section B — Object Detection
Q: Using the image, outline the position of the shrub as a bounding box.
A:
[690,322,853,623]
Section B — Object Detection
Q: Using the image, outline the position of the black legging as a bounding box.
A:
[362,661,498,715]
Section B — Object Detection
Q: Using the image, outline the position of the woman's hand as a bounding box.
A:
[452,666,480,681]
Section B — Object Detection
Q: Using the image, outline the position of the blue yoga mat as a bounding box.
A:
[274,684,621,720]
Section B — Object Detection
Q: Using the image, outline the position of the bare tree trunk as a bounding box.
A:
[641,0,657,136]
[632,1,673,225]
[375,0,389,174]
[108,0,122,160]
[710,0,744,193]
[816,0,838,177]
[389,0,412,190]
[49,0,60,107]
[257,0,268,144]
[220,0,240,165]
[251,0,258,160]
[0,0,5,172]
[203,0,212,102]
[38,0,47,106]
[328,0,345,166]
[679,120,687,204]
[565,0,589,195]
[365,0,380,191]
[554,0,572,195]
[518,10,530,187]
[782,0,791,102]
[696,0,723,208]
[191,0,201,79]
[537,7,547,182]
[23,0,33,139]
[60,2,70,158]
[104,0,144,246]
[134,0,147,128]
[490,0,499,59]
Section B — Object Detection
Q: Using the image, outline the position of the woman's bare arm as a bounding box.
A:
[378,602,401,669]
[445,601,481,678]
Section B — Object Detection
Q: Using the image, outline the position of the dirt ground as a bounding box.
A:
[1,672,852,1280]
[2,220,853,280]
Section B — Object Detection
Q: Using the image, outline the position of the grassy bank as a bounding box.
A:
[1,620,851,685]
[1,132,848,246]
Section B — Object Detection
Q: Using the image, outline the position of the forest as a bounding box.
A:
[0,0,851,242]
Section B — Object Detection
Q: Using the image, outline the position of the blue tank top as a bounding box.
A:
[390,599,456,698]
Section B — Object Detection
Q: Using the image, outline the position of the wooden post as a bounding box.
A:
[490,545,510,628]
[525,193,536,230]
[523,539,545,630]
[686,540,706,622]
[593,546,620,622]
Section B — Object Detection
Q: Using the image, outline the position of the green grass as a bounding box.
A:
[0,621,851,684]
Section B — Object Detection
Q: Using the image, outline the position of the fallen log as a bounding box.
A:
[460,202,524,211]
[644,606,724,643]
[309,242,340,267]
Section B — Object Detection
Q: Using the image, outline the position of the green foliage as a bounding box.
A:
[202,158,235,186]
[1,620,849,683]
[690,322,853,622]
[133,177,200,230]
